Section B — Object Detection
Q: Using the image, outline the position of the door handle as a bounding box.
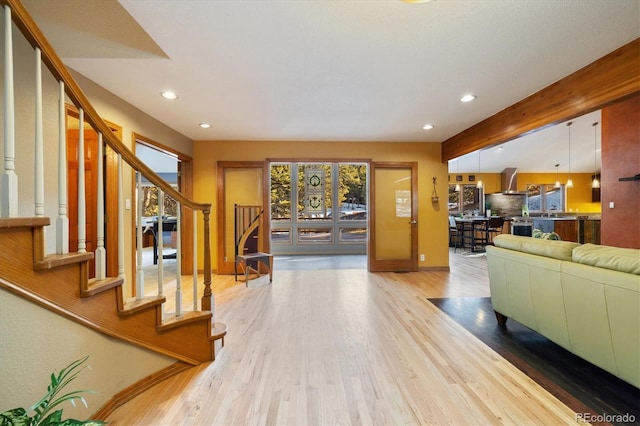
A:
[409,220,417,225]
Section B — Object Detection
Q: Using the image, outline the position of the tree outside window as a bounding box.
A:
[449,184,483,214]
[526,184,565,213]
[141,186,178,218]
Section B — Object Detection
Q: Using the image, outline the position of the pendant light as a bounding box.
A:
[566,122,574,188]
[592,122,600,189]
[454,160,461,192]
[476,150,483,188]
[554,163,561,188]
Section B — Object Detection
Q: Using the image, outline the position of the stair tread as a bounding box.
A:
[82,276,124,298]
[34,252,94,270]
[0,217,50,228]
[120,295,166,316]
[158,310,212,332]
[211,322,228,341]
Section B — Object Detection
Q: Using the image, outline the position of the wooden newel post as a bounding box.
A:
[201,208,213,312]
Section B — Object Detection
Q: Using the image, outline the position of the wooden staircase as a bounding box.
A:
[0,218,220,365]
[0,0,226,372]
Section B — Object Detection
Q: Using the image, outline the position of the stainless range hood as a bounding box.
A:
[486,168,528,216]
[500,167,527,194]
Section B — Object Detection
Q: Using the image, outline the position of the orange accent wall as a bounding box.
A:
[601,93,640,248]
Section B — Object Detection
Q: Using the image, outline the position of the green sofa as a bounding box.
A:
[486,234,640,388]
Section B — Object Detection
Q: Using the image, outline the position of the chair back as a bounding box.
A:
[448,216,458,229]
[488,217,505,229]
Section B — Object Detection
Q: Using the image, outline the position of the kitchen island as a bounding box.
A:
[532,216,601,244]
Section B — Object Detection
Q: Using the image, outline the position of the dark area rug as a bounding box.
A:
[429,297,639,426]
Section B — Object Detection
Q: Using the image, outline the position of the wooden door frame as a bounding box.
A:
[132,134,195,282]
[216,161,270,275]
[368,162,418,272]
[65,104,121,277]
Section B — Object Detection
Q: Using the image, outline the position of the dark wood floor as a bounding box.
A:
[430,296,640,425]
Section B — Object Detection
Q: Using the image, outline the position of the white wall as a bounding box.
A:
[0,288,174,419]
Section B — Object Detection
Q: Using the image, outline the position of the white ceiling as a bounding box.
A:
[22,0,640,173]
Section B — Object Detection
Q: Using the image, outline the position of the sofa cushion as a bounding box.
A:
[493,234,580,261]
[572,243,640,275]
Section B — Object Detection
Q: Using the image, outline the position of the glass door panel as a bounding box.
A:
[270,162,367,255]
[297,163,332,220]
[369,163,417,271]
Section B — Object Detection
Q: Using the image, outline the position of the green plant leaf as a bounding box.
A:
[57,420,105,426]
[0,408,31,426]
[2,357,104,426]
[39,409,63,425]
[15,356,103,426]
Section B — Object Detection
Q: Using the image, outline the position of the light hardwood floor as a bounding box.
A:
[106,251,579,425]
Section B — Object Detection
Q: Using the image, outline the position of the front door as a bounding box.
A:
[369,162,418,272]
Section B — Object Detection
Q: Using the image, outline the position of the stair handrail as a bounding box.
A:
[2,0,214,311]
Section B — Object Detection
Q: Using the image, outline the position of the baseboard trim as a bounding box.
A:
[92,361,193,420]
[418,266,450,272]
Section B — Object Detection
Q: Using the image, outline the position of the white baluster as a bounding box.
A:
[136,172,144,300]
[34,48,44,217]
[1,5,18,218]
[157,190,164,317]
[95,133,106,279]
[193,210,198,311]
[77,109,86,253]
[117,154,125,288]
[56,81,69,254]
[175,204,182,317]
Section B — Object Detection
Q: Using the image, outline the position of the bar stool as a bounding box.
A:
[448,216,461,252]
[487,217,505,245]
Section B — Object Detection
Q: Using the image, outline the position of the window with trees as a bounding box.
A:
[140,185,178,218]
[269,162,368,253]
[526,184,565,213]
[448,185,483,215]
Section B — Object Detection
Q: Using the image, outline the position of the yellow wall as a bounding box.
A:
[518,173,601,213]
[448,173,502,195]
[193,141,450,270]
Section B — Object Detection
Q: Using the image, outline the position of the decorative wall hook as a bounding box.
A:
[431,176,439,203]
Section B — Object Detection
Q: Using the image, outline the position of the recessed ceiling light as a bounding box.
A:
[422,124,435,130]
[460,94,476,103]
[199,123,212,129]
[161,91,178,100]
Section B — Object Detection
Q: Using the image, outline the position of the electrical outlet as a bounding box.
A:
[420,254,425,261]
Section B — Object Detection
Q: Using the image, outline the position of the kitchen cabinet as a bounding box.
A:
[532,218,600,244]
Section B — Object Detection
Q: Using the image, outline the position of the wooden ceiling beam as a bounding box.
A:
[442,38,640,162]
